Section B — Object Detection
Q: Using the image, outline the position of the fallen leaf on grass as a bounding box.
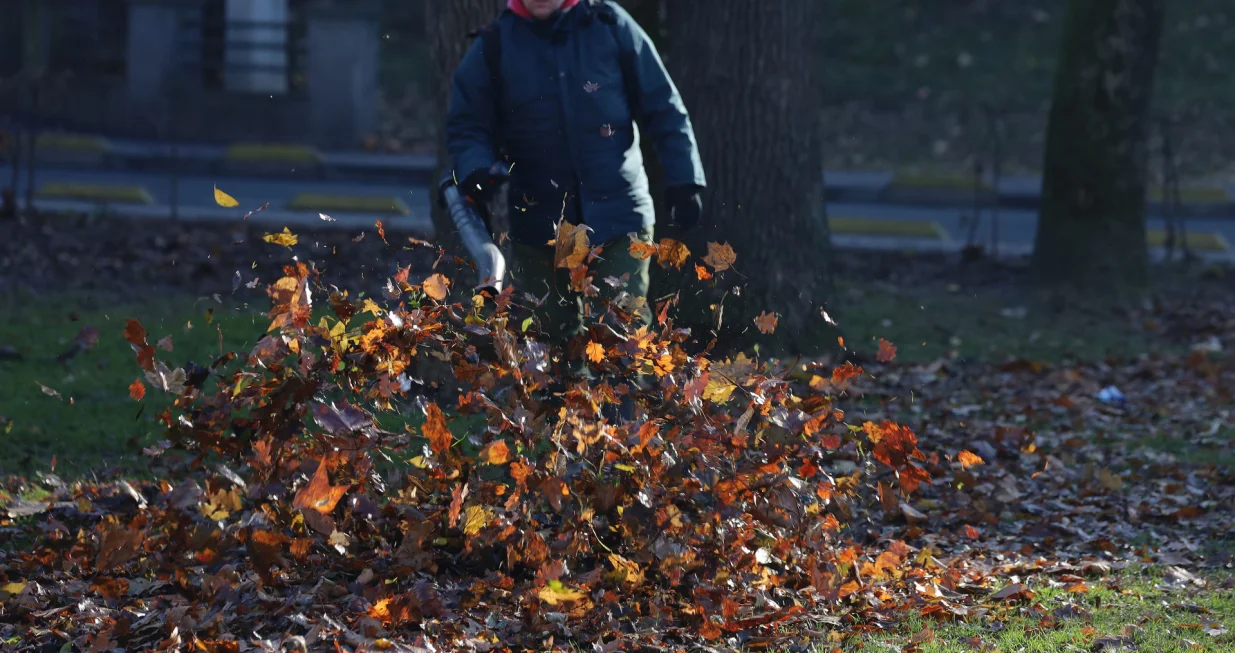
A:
[128,379,146,401]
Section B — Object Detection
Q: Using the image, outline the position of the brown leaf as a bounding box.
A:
[292,459,350,514]
[754,311,778,334]
[422,273,450,301]
[702,241,737,272]
[96,519,146,571]
[990,583,1033,601]
[552,221,591,269]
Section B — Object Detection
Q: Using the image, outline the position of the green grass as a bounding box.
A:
[0,292,268,476]
[833,568,1235,652]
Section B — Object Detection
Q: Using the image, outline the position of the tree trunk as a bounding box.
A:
[425,0,505,255]
[663,1,833,354]
[1031,0,1164,299]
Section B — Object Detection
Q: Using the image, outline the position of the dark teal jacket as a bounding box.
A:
[445,1,706,246]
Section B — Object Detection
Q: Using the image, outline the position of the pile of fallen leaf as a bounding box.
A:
[0,226,939,652]
[3,223,1234,652]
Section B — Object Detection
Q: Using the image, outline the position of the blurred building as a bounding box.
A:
[0,0,382,149]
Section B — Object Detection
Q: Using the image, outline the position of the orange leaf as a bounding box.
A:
[627,235,657,260]
[876,338,897,363]
[754,311,778,334]
[128,379,146,401]
[292,460,350,514]
[838,336,846,349]
[423,403,453,456]
[422,273,450,301]
[480,440,511,465]
[702,242,736,272]
[375,219,387,243]
[552,221,591,269]
[656,238,691,270]
[694,263,712,280]
[586,340,605,363]
[957,450,984,468]
[964,524,980,540]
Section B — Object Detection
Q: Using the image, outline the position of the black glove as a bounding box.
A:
[665,185,703,231]
[459,162,511,205]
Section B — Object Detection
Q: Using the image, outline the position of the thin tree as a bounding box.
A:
[663,0,834,353]
[425,0,506,255]
[1032,0,1166,298]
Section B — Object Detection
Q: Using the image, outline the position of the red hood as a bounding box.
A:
[508,0,580,19]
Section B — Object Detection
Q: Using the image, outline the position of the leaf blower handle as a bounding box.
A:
[440,177,506,294]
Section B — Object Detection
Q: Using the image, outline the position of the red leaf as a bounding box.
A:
[123,318,156,371]
[128,379,146,401]
[876,338,897,363]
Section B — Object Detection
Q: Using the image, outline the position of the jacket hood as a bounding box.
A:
[508,0,581,20]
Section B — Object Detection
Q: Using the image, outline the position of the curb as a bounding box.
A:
[17,133,1235,217]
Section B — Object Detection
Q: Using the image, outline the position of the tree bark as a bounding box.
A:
[1032,0,1164,298]
[425,0,505,255]
[663,1,833,354]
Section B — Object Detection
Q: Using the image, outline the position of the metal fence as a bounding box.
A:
[179,0,310,97]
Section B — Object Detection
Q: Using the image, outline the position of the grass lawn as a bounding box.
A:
[0,291,268,477]
[838,567,1234,652]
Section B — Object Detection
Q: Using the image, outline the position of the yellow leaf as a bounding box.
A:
[1,582,26,596]
[361,298,382,316]
[213,186,240,207]
[422,273,450,301]
[703,242,737,272]
[462,505,491,536]
[538,580,587,605]
[263,227,298,248]
[585,340,605,363]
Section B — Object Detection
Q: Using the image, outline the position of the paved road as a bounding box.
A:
[4,163,1233,261]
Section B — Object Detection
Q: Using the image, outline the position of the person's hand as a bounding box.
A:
[459,162,511,205]
[665,185,703,231]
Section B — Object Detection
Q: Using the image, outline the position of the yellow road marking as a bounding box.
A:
[36,182,154,204]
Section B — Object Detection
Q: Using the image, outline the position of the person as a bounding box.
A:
[444,0,706,362]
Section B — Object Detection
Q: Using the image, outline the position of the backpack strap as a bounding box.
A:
[588,1,642,120]
[467,14,507,149]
